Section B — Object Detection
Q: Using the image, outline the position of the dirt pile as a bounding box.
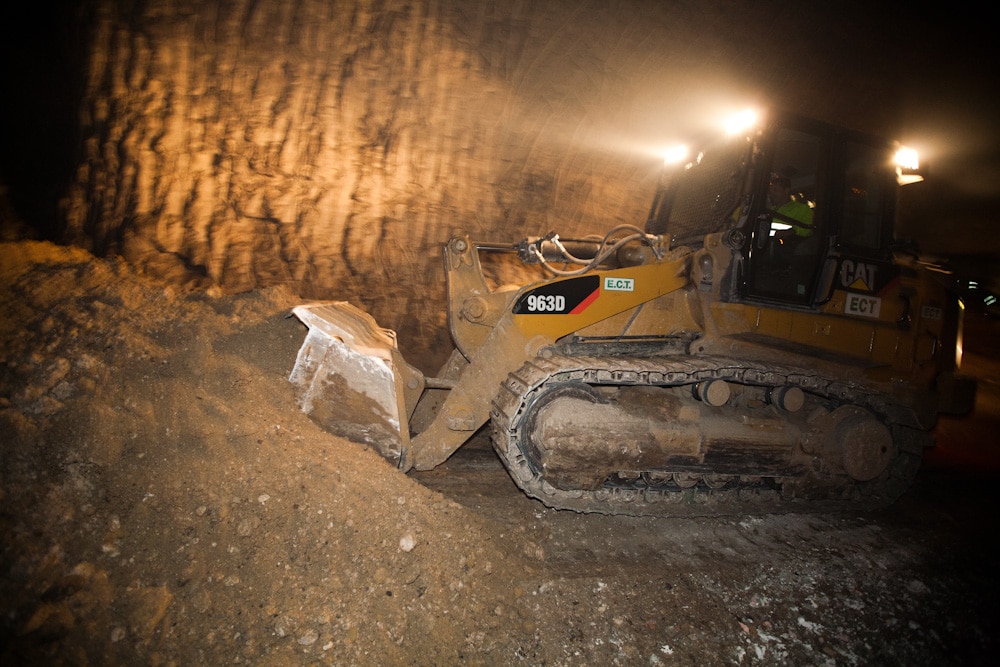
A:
[0,241,535,664]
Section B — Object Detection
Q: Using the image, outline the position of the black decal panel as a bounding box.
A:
[836,257,896,294]
[513,276,601,315]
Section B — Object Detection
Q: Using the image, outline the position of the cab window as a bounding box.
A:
[839,141,891,254]
[747,127,825,303]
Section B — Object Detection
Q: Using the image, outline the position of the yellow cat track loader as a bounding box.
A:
[289,111,975,516]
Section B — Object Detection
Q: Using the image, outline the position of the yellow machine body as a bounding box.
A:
[290,112,974,515]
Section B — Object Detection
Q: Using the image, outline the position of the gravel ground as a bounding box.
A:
[2,240,998,665]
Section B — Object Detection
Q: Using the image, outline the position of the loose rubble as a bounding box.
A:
[1,241,997,665]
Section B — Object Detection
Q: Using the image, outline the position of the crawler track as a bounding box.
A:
[491,352,927,517]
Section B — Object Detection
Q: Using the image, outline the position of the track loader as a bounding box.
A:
[289,111,976,515]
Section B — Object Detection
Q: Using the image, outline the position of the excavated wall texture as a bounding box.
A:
[60,0,908,366]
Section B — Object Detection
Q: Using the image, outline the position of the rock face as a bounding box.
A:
[59,0,909,364]
[60,1,663,363]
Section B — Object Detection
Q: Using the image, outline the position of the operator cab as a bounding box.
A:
[647,112,913,310]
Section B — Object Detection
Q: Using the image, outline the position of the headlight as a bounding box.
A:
[724,108,759,136]
[894,145,924,185]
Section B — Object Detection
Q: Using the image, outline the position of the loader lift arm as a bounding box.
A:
[290,231,685,471]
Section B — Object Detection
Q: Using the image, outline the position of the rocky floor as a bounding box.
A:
[2,240,998,665]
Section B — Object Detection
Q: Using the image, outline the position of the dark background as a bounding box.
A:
[0,0,91,239]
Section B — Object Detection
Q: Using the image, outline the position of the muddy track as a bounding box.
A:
[488,352,926,517]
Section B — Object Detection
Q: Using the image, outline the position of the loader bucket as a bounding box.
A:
[289,302,421,467]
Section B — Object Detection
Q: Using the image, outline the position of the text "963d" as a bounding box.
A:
[525,294,566,312]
